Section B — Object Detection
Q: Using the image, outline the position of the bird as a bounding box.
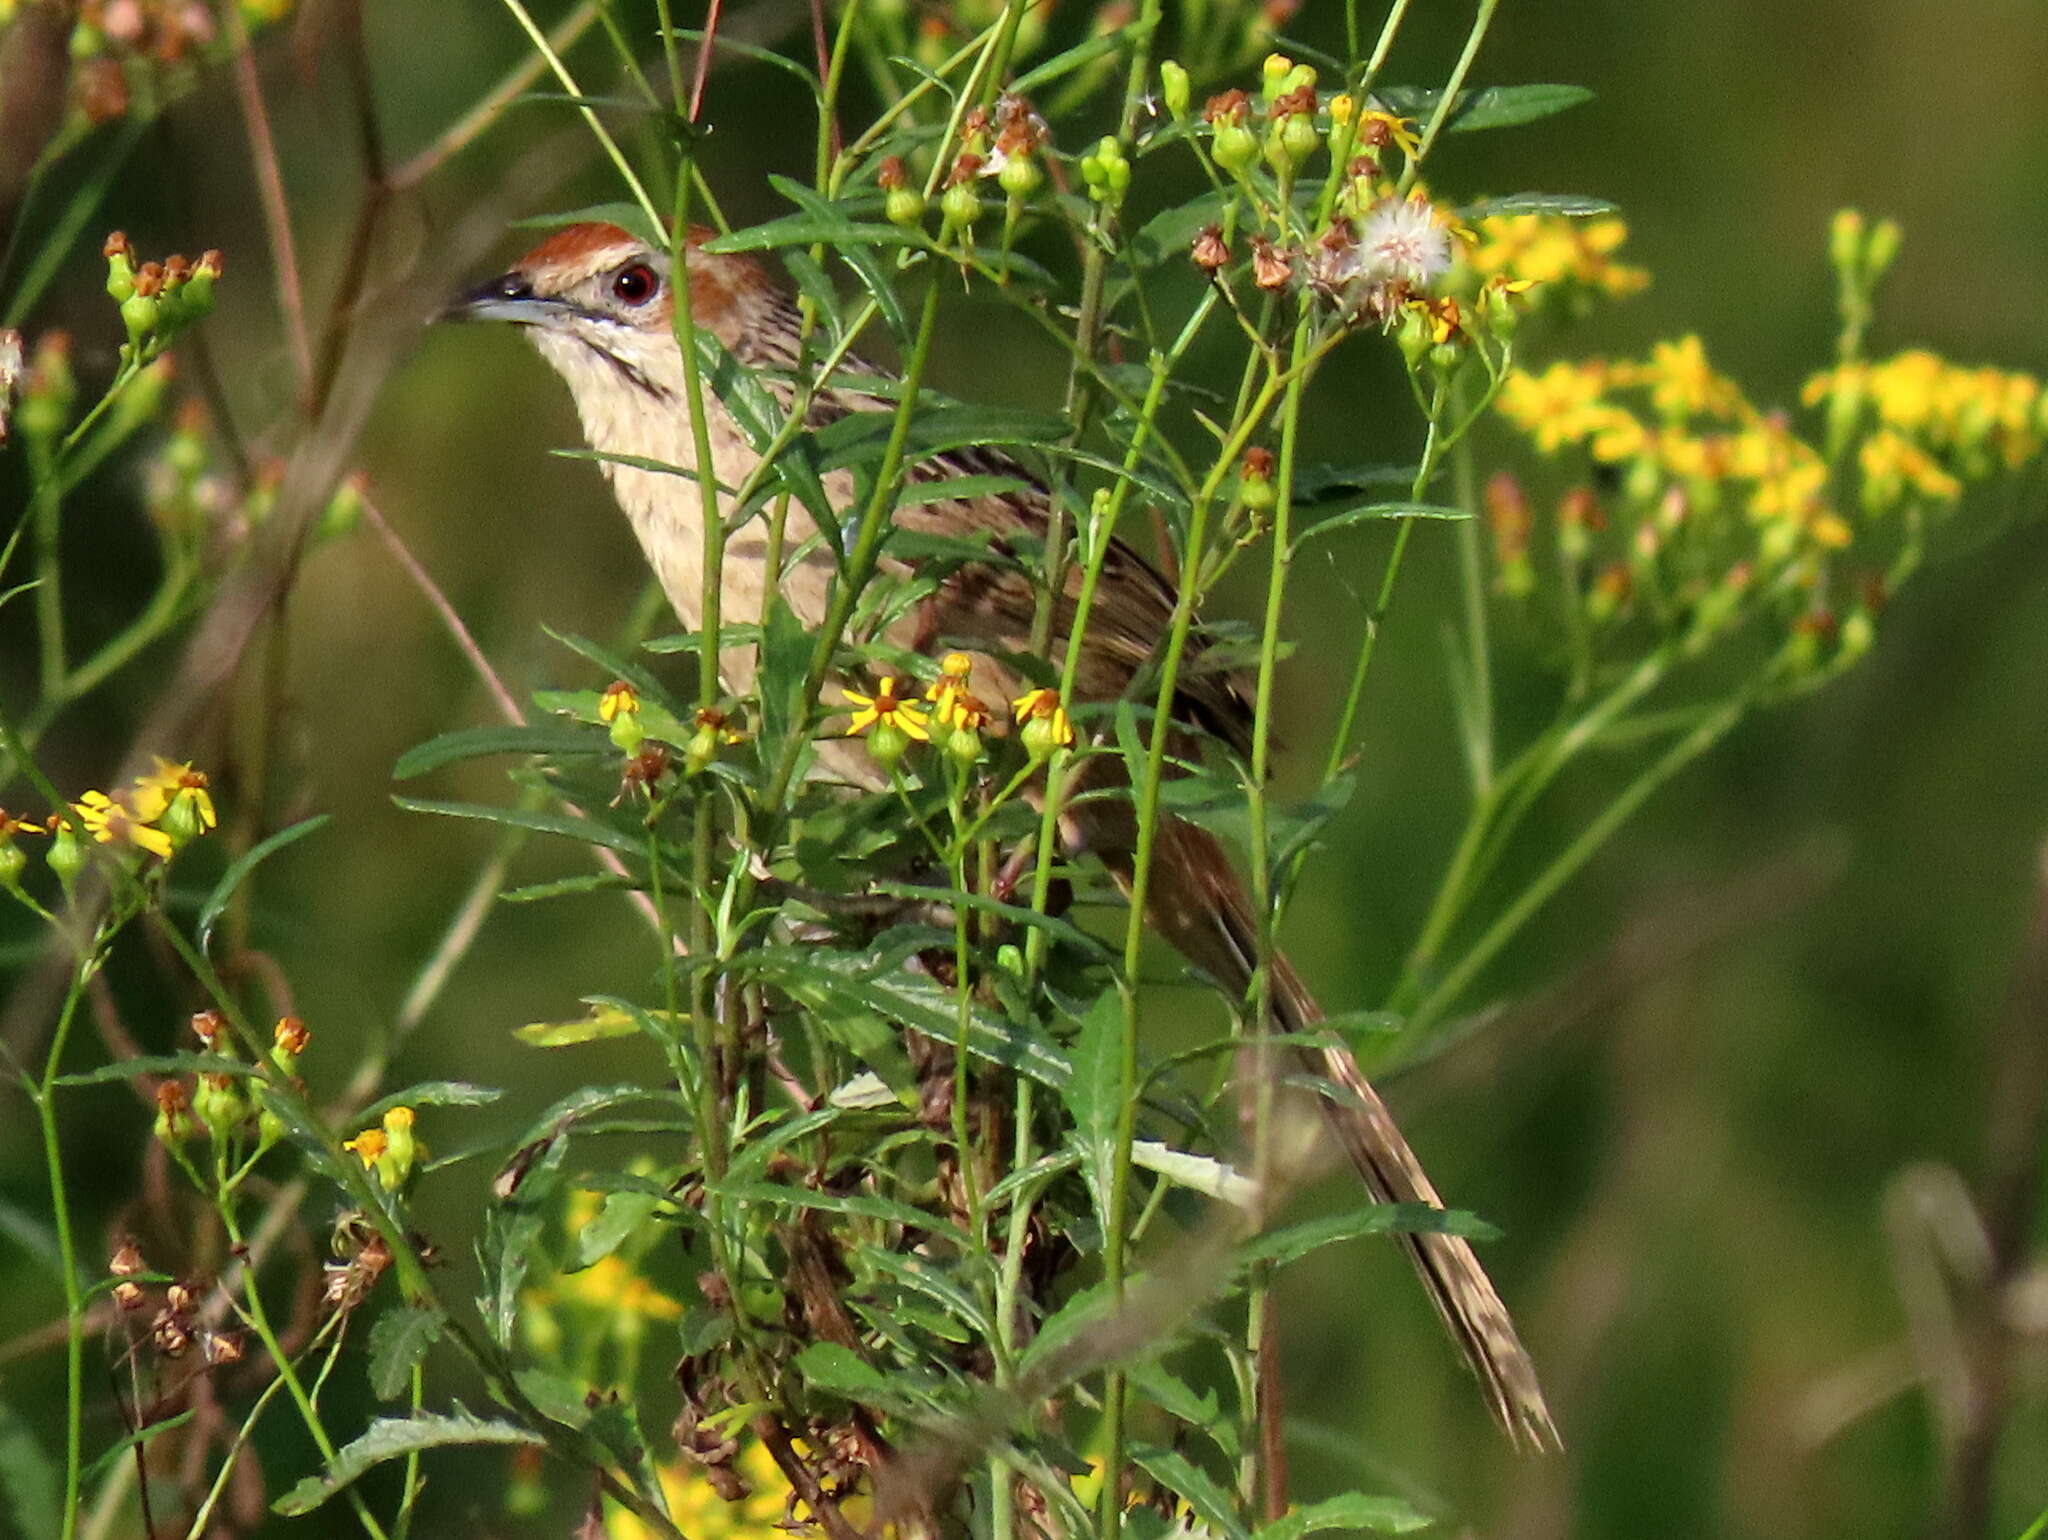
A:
[453,219,1559,1450]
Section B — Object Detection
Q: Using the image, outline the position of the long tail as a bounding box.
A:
[1136,817,1561,1451]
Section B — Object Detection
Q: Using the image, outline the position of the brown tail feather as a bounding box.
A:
[1133,818,1561,1451]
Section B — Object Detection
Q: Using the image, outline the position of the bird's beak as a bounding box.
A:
[444,271,552,324]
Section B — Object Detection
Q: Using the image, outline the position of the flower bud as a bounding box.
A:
[1260,52,1292,103]
[1212,120,1258,175]
[47,822,86,895]
[1238,446,1276,512]
[1395,304,1433,369]
[1159,60,1191,119]
[272,1014,309,1072]
[1865,218,1901,282]
[155,1080,197,1145]
[193,1073,245,1141]
[997,153,1042,200]
[1828,208,1865,276]
[121,264,163,350]
[0,841,24,892]
[380,1106,418,1189]
[1012,688,1074,760]
[599,680,645,754]
[940,171,983,238]
[17,332,76,445]
[104,232,136,304]
[1080,136,1130,206]
[320,472,365,540]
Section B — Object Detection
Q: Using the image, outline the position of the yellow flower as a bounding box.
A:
[1639,335,1739,420]
[1357,109,1421,158]
[843,678,930,740]
[1467,214,1649,298]
[605,1443,800,1540]
[925,652,976,721]
[1012,688,1075,757]
[73,790,174,860]
[130,758,217,846]
[558,1255,683,1323]
[597,681,640,723]
[343,1127,388,1167]
[1497,362,1611,454]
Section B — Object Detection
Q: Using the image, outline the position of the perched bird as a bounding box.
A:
[455,220,1558,1449]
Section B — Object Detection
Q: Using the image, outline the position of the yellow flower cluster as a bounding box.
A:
[70,757,217,861]
[1803,349,2047,484]
[1465,214,1649,300]
[1497,339,1853,558]
[606,1443,807,1540]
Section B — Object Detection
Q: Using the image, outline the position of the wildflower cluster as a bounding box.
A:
[843,654,1073,773]
[103,231,222,366]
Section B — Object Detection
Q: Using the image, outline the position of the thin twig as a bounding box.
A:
[224,4,313,396]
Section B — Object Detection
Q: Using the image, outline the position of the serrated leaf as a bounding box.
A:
[1245,1204,1500,1270]
[1376,83,1593,134]
[1128,1443,1250,1540]
[360,1082,502,1122]
[1460,192,1620,220]
[1292,503,1468,556]
[392,796,642,856]
[273,1410,541,1515]
[367,1304,446,1400]
[197,814,330,952]
[55,1053,250,1088]
[1062,991,1123,1226]
[1254,1492,1435,1539]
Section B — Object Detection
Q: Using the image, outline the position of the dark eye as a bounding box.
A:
[610,262,659,306]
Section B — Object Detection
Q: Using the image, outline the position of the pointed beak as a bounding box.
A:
[445,270,552,324]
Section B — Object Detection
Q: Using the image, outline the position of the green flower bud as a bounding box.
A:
[1211,121,1258,175]
[257,1106,288,1153]
[1159,60,1191,120]
[1866,218,1902,281]
[1394,305,1433,369]
[944,723,982,767]
[194,1074,246,1142]
[1828,208,1866,275]
[47,825,86,896]
[1279,111,1319,168]
[0,841,25,892]
[940,178,983,236]
[1260,52,1292,103]
[885,186,927,228]
[997,154,1042,200]
[120,271,161,351]
[320,474,364,541]
[685,723,720,775]
[104,233,136,304]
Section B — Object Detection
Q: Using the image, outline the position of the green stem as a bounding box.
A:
[1412,692,1748,1030]
[1450,403,1494,795]
[36,971,91,1540]
[1399,0,1502,190]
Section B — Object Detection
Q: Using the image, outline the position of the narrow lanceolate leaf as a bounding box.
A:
[701,214,918,255]
[1244,1203,1501,1270]
[391,796,643,857]
[392,724,603,780]
[1460,192,1620,220]
[1254,1491,1436,1539]
[196,814,330,951]
[1375,83,1594,133]
[1292,503,1469,555]
[359,1082,501,1121]
[273,1411,541,1515]
[1128,1444,1252,1540]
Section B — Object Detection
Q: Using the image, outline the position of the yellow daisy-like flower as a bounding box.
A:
[1357,108,1421,158]
[73,790,174,860]
[130,757,217,844]
[1011,688,1075,756]
[1496,361,1612,454]
[843,678,930,740]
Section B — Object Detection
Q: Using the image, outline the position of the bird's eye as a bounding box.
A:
[610,263,660,306]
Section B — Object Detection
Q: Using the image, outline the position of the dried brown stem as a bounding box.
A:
[224,4,314,396]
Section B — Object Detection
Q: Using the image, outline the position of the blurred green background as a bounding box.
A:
[3,1,2045,1536]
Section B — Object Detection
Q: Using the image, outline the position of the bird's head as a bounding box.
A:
[452,221,784,406]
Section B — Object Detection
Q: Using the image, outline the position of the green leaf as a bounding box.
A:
[55,1052,250,1088]
[1255,1492,1435,1539]
[1245,1204,1500,1270]
[569,1189,664,1270]
[702,215,920,255]
[367,1304,446,1400]
[1460,192,1619,220]
[273,1410,541,1515]
[711,1180,966,1242]
[1376,83,1593,134]
[392,796,642,856]
[359,1082,502,1122]
[1294,462,1419,503]
[515,1004,650,1047]
[80,1407,197,1486]
[1128,1443,1250,1540]
[196,814,330,952]
[0,1398,60,1540]
[513,202,664,249]
[763,175,913,345]
[1062,991,1123,1225]
[1292,503,1468,555]
[0,1195,68,1282]
[794,1342,891,1398]
[1130,1142,1254,1209]
[1010,31,1123,93]
[1127,1361,1234,1459]
[663,27,823,95]
[393,724,602,780]
[500,872,634,904]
